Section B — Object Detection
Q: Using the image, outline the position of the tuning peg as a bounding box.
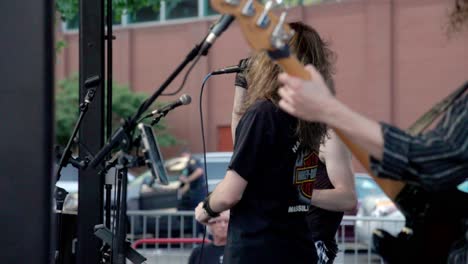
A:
[224,0,240,6]
[271,11,294,49]
[241,0,255,17]
[256,0,274,28]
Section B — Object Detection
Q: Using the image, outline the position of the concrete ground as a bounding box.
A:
[134,248,384,264]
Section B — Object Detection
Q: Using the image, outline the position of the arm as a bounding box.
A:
[278,65,468,191]
[323,99,385,160]
[370,120,468,192]
[195,170,247,224]
[208,170,247,212]
[312,131,357,211]
[231,87,247,143]
[231,57,250,143]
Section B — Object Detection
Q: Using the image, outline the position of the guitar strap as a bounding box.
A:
[406,81,468,136]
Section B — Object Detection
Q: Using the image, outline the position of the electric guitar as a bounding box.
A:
[209,0,405,200]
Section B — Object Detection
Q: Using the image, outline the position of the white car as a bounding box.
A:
[354,174,405,245]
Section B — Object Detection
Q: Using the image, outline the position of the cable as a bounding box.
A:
[161,53,203,96]
[196,72,213,264]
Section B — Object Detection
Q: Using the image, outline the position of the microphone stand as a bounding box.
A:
[150,110,169,127]
[90,15,235,169]
[113,155,128,264]
[54,76,99,264]
[89,17,234,264]
[89,44,201,169]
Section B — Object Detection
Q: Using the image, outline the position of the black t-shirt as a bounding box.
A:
[307,158,344,261]
[225,99,318,264]
[188,244,225,264]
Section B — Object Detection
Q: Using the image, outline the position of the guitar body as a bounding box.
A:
[375,184,468,263]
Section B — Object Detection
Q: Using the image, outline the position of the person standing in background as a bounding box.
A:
[177,149,207,211]
[188,210,229,264]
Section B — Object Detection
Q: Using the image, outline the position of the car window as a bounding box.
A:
[355,177,385,200]
[58,165,78,181]
[204,161,229,180]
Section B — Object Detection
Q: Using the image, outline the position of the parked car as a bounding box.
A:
[193,152,232,192]
[129,152,232,235]
[354,173,405,245]
[55,164,137,212]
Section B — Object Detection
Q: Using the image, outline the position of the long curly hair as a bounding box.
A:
[243,22,336,153]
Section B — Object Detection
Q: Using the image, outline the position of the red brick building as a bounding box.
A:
[56,0,468,168]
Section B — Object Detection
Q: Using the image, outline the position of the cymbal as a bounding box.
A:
[165,156,189,172]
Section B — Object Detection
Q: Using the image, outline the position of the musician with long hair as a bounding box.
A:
[195,22,355,264]
[277,1,468,263]
[232,61,354,264]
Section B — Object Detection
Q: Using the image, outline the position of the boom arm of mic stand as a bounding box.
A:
[91,19,232,168]
[55,87,95,182]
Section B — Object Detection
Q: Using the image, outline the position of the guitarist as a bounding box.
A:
[277,1,468,262]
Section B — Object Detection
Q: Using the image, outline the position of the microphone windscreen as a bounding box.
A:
[180,94,192,105]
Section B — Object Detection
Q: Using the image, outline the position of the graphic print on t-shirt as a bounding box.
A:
[290,142,318,211]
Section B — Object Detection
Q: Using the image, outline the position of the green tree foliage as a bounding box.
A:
[55,0,318,22]
[56,0,172,21]
[55,74,178,148]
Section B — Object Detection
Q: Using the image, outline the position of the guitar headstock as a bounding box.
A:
[210,0,294,52]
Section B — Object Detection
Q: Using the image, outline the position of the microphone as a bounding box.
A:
[211,57,250,75]
[200,15,235,54]
[147,94,192,118]
[211,65,243,75]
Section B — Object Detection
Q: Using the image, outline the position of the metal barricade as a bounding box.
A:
[335,216,405,264]
[126,210,405,264]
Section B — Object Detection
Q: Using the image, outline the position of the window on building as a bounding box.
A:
[65,14,79,30]
[62,0,325,31]
[128,6,160,24]
[205,0,218,16]
[64,12,122,30]
[165,0,198,20]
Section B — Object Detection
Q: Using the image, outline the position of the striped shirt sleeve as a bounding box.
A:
[370,94,468,192]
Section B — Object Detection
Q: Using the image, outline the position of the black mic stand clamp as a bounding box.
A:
[150,110,169,126]
[55,187,69,212]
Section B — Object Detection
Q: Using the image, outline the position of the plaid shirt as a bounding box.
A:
[370,86,468,192]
